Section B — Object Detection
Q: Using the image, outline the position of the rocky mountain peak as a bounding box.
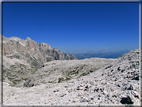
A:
[2,35,77,68]
[39,43,51,50]
[2,35,7,39]
[26,37,31,41]
[53,48,58,51]
[9,36,22,41]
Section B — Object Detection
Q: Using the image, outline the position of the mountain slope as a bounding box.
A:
[23,58,115,87]
[1,55,115,87]
[3,49,140,105]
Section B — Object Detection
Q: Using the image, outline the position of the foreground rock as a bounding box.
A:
[3,49,141,106]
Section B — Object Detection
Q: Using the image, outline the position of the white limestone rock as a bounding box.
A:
[2,47,140,106]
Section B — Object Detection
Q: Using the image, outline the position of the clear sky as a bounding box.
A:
[3,2,139,53]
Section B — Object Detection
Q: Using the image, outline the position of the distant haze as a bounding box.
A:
[3,3,139,53]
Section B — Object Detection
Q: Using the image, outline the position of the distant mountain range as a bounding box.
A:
[71,49,131,59]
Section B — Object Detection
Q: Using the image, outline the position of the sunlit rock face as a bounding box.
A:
[2,36,77,68]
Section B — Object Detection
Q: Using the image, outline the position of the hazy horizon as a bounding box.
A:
[3,3,139,53]
[3,35,135,54]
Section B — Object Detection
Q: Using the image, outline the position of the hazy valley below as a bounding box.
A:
[0,36,141,106]
[71,49,130,60]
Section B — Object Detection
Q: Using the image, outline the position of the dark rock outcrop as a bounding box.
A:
[120,96,134,104]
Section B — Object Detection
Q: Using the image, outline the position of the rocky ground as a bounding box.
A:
[23,57,115,87]
[2,49,141,106]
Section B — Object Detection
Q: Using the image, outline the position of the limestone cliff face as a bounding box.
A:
[2,36,77,67]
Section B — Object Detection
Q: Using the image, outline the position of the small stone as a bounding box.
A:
[98,94,101,97]
[94,88,99,92]
[60,93,66,97]
[85,85,88,88]
[117,84,120,87]
[132,75,139,80]
[80,97,89,102]
[127,85,133,90]
[84,88,88,91]
[121,69,125,73]
[100,88,104,92]
[76,86,80,90]
[117,67,121,71]
[112,95,117,98]
[76,86,83,90]
[72,100,75,103]
[120,95,134,104]
[106,94,110,98]
[131,91,140,99]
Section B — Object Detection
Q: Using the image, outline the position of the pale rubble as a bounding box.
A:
[2,49,141,106]
[22,57,114,87]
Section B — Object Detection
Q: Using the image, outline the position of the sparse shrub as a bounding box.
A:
[66,77,71,81]
[80,72,90,77]
[53,89,59,92]
[58,78,64,83]
[22,78,29,81]
[48,81,54,83]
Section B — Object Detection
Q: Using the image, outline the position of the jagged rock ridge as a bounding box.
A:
[2,36,77,68]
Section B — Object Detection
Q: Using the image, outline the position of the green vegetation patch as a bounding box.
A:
[58,78,64,83]
[58,77,71,83]
[79,72,90,77]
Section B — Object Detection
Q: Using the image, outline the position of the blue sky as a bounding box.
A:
[3,3,139,53]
